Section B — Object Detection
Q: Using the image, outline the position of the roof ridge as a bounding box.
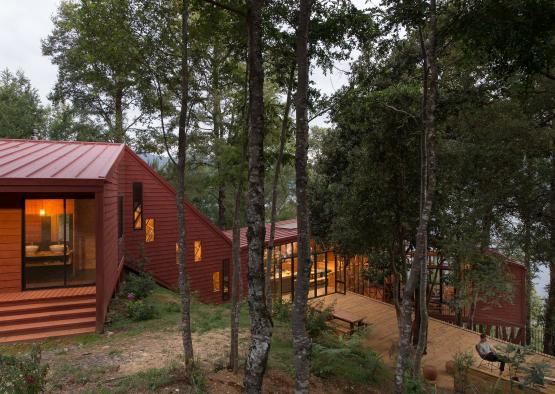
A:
[0,138,123,146]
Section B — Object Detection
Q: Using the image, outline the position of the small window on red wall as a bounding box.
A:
[132,182,143,230]
[145,218,154,242]
[212,271,220,292]
[194,240,202,262]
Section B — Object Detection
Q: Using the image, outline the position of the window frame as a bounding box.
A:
[145,218,155,243]
[132,182,143,230]
[194,240,202,263]
[222,259,230,301]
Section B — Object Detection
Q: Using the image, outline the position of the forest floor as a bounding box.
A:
[0,286,387,393]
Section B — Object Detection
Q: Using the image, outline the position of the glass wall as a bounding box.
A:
[268,241,346,301]
[24,198,96,289]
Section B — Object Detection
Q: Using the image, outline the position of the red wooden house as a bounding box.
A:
[0,139,233,343]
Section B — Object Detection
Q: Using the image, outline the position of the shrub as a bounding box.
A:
[453,350,474,393]
[126,300,157,321]
[0,346,48,394]
[311,330,388,384]
[120,272,155,300]
[272,298,292,322]
[306,301,332,338]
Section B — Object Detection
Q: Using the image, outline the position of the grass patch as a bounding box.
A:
[268,322,295,375]
[108,360,207,394]
[47,362,114,390]
[107,286,249,336]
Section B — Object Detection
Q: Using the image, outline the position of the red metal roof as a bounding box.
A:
[224,218,298,249]
[0,139,124,180]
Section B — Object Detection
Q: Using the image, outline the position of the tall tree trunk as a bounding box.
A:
[230,150,245,373]
[544,151,555,355]
[265,65,295,314]
[244,0,272,391]
[213,63,226,229]
[114,84,124,143]
[523,215,532,345]
[176,0,194,373]
[292,0,312,392]
[394,2,438,391]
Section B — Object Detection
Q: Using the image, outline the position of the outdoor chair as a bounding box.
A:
[475,344,497,373]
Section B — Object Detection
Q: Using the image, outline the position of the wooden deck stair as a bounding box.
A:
[0,287,97,344]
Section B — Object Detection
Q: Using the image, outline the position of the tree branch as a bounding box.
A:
[202,0,245,17]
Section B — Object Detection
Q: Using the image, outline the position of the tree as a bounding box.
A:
[47,103,103,141]
[291,0,312,392]
[0,69,47,139]
[43,0,145,142]
[244,0,273,391]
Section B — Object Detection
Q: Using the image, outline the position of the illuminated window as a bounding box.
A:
[145,218,154,242]
[194,240,202,262]
[212,271,220,292]
[176,243,180,265]
[133,182,143,230]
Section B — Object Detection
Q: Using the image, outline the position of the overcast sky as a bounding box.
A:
[0,0,365,119]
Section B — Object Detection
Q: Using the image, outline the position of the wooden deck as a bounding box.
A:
[0,286,96,304]
[0,286,97,343]
[316,292,555,393]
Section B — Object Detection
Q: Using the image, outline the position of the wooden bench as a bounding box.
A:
[328,310,367,335]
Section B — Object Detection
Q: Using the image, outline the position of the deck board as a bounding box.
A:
[315,292,555,392]
[0,286,95,303]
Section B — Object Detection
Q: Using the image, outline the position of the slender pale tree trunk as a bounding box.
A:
[394,2,438,391]
[244,0,273,391]
[175,0,194,374]
[265,65,295,314]
[544,150,555,355]
[230,151,245,373]
[523,215,532,345]
[292,0,312,392]
[114,84,124,143]
[212,62,227,229]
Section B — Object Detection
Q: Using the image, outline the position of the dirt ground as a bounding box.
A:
[33,326,384,393]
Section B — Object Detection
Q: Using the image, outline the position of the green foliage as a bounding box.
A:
[311,330,389,384]
[110,361,185,393]
[522,362,550,388]
[43,0,145,142]
[126,300,157,321]
[0,69,47,139]
[403,375,433,394]
[0,346,48,394]
[272,297,292,322]
[452,350,474,394]
[119,272,156,300]
[305,301,332,338]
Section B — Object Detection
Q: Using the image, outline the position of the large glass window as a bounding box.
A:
[24,198,96,289]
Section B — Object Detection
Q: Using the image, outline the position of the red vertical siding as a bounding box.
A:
[474,262,526,326]
[97,154,125,330]
[121,149,233,304]
[0,194,21,293]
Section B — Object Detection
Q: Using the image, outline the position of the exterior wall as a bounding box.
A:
[474,263,526,327]
[121,150,233,304]
[0,194,22,293]
[97,153,125,330]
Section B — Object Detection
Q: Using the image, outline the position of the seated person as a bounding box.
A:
[476,333,505,372]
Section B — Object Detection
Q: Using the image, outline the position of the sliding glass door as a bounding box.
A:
[23,198,96,290]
